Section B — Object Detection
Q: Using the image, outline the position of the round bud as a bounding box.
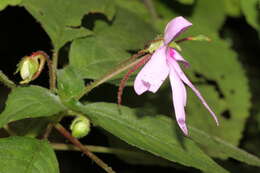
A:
[16,57,39,84]
[70,116,91,139]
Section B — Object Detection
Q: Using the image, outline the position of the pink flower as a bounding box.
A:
[134,16,219,135]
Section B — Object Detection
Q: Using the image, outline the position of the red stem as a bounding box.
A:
[117,54,151,105]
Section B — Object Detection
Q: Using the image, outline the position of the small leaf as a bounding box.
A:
[0,136,59,173]
[0,86,65,128]
[57,66,85,101]
[68,101,229,173]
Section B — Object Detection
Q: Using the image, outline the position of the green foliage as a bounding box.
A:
[0,136,59,173]
[224,0,241,17]
[57,66,85,100]
[0,0,260,172]
[0,86,65,128]
[241,0,260,31]
[69,101,229,173]
[0,0,22,11]
[69,1,157,80]
[21,0,116,50]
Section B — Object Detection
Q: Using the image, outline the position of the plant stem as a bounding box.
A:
[50,51,58,91]
[0,70,16,89]
[42,123,54,139]
[54,123,116,173]
[52,143,147,157]
[76,52,147,99]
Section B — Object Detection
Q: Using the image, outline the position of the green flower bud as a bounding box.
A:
[15,57,39,84]
[70,116,91,139]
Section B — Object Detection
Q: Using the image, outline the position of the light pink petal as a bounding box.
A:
[164,16,192,45]
[134,46,169,95]
[168,47,190,68]
[169,64,188,135]
[169,58,219,125]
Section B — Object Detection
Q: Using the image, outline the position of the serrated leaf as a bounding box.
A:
[0,136,59,173]
[57,66,85,101]
[0,0,22,11]
[68,101,229,173]
[22,0,116,50]
[0,86,65,128]
[241,0,260,31]
[69,2,157,80]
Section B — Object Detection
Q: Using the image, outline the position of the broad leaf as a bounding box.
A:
[68,101,229,173]
[72,102,260,168]
[22,0,116,50]
[0,86,65,128]
[69,1,157,80]
[0,136,59,173]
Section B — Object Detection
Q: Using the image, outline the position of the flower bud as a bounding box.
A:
[16,57,39,84]
[70,116,91,139]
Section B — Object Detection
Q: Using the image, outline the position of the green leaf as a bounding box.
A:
[0,0,22,11]
[69,1,157,80]
[0,86,65,128]
[22,0,116,50]
[223,0,241,17]
[72,102,260,168]
[0,136,59,173]
[68,102,229,173]
[57,66,85,101]
[189,126,260,167]
[241,0,260,30]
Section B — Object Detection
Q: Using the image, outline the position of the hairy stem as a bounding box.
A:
[54,123,116,173]
[0,70,16,89]
[117,54,151,105]
[76,51,146,99]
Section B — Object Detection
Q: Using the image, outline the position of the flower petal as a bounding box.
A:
[169,64,188,135]
[170,59,219,125]
[164,16,192,45]
[168,47,190,68]
[134,46,169,95]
